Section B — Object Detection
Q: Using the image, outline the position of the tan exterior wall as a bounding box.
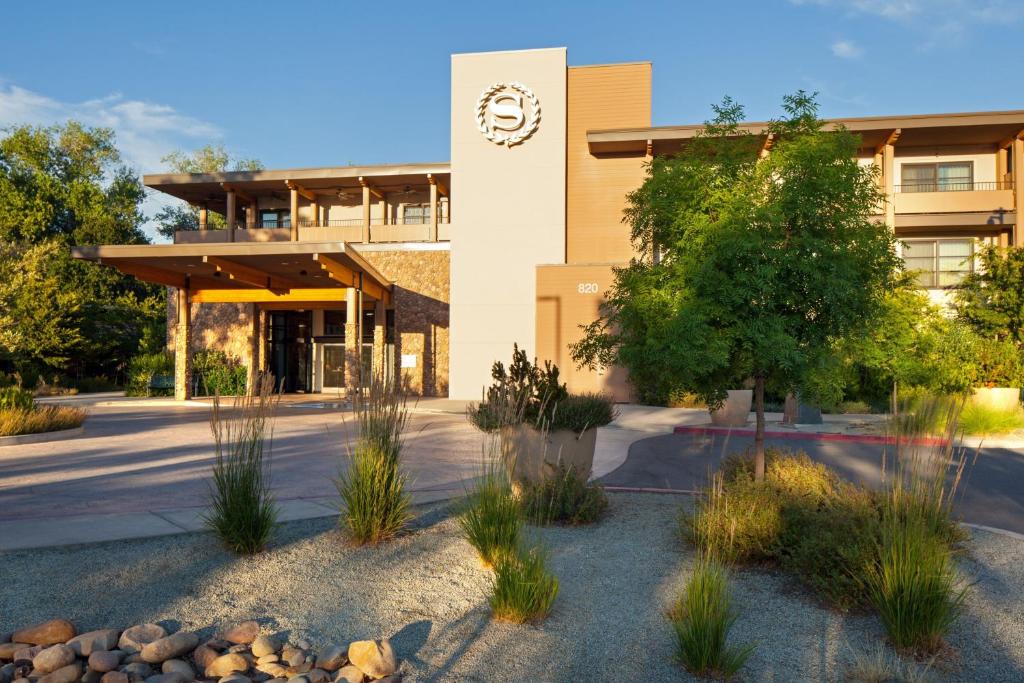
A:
[535,263,631,401]
[566,63,651,264]
[894,188,1014,214]
[448,47,568,399]
[166,295,257,370]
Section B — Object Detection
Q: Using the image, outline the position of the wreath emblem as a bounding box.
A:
[475,81,541,147]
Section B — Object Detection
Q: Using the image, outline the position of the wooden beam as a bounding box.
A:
[202,255,305,292]
[358,176,385,200]
[426,173,448,197]
[221,183,254,205]
[285,180,317,202]
[113,262,188,288]
[191,288,348,304]
[314,253,390,304]
[876,128,902,152]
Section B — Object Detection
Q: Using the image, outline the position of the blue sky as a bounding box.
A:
[1,0,1020,234]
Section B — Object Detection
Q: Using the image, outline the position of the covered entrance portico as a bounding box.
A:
[72,241,393,400]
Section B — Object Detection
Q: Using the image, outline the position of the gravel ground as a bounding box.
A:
[2,492,1022,682]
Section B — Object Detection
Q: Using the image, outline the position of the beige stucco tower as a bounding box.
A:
[448,47,568,399]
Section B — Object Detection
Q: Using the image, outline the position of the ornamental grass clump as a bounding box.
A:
[337,374,412,545]
[489,543,559,623]
[460,449,521,568]
[0,404,86,437]
[519,464,608,526]
[669,557,754,678]
[203,374,279,554]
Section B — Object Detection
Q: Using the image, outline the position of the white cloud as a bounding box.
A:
[0,84,222,240]
[831,39,863,58]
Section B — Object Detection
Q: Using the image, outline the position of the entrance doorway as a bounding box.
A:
[268,311,312,392]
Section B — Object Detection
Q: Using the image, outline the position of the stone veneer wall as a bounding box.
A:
[361,248,450,397]
[165,247,450,397]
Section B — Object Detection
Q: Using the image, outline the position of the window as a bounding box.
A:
[900,162,973,192]
[902,239,974,287]
[259,209,291,228]
[402,204,429,224]
[323,310,345,337]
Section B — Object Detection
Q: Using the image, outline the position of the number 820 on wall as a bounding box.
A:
[576,282,600,294]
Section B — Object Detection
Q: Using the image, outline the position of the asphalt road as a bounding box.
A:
[598,431,1024,535]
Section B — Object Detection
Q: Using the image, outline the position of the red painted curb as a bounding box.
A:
[672,425,949,447]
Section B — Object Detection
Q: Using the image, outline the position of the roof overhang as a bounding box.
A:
[72,241,393,304]
[587,110,1024,155]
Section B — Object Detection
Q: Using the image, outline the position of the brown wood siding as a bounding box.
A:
[566,63,651,264]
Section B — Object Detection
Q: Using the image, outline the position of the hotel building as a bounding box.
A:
[73,48,1024,401]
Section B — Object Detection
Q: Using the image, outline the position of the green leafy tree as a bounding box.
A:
[154,144,263,240]
[0,121,163,383]
[573,93,899,479]
[953,244,1024,345]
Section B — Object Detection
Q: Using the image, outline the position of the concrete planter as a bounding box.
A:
[500,424,599,484]
[971,387,1021,412]
[709,390,752,427]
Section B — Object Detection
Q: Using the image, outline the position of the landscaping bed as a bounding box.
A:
[2,493,1022,682]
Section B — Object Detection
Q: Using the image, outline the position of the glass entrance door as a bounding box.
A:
[268,311,312,392]
[322,344,346,390]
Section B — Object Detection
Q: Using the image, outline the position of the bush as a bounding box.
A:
[468,345,616,433]
[125,352,174,397]
[489,543,559,623]
[519,465,608,526]
[336,376,412,544]
[864,512,967,654]
[0,405,86,437]
[669,557,754,678]
[0,386,34,410]
[203,375,279,554]
[685,473,782,564]
[846,644,933,683]
[193,349,247,397]
[460,458,521,568]
[959,402,1024,435]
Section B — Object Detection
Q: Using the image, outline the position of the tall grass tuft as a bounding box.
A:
[846,643,934,683]
[489,543,559,623]
[958,401,1024,435]
[519,464,608,526]
[203,373,279,554]
[669,556,754,678]
[0,405,86,436]
[337,374,412,544]
[460,445,521,567]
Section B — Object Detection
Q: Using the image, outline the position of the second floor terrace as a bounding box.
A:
[145,162,451,245]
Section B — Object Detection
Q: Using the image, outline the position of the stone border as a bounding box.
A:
[0,426,85,448]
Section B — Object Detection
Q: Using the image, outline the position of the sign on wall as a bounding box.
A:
[475,81,541,147]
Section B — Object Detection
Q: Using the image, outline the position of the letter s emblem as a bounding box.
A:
[488,92,524,132]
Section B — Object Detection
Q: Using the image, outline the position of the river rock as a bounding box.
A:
[283,650,305,668]
[219,675,251,683]
[250,637,277,659]
[88,651,125,673]
[101,673,129,683]
[31,645,75,675]
[160,659,193,679]
[205,653,248,679]
[118,626,166,655]
[256,655,278,665]
[306,669,330,683]
[68,630,120,657]
[140,633,198,664]
[192,644,219,670]
[333,666,363,683]
[143,674,186,683]
[37,662,81,683]
[11,622,75,648]
[13,645,44,663]
[82,669,102,683]
[222,622,259,646]
[314,647,346,673]
[0,645,28,662]
[346,641,395,680]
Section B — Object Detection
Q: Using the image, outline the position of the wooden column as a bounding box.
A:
[378,196,387,226]
[310,198,319,228]
[997,145,1009,187]
[225,190,236,242]
[174,287,192,401]
[289,187,299,241]
[882,142,895,229]
[1014,137,1024,246]
[360,179,371,243]
[257,307,268,378]
[373,299,386,384]
[247,303,260,394]
[345,286,360,393]
[246,202,257,230]
[429,179,439,242]
[198,206,208,231]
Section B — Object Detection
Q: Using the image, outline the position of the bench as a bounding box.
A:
[148,374,175,396]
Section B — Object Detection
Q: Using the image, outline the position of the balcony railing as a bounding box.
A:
[249,217,449,229]
[894,180,1014,193]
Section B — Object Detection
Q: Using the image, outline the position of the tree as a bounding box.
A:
[0,121,163,383]
[154,144,263,240]
[953,244,1024,346]
[573,93,899,479]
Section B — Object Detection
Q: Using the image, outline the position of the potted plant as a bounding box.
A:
[970,337,1023,412]
[468,345,617,485]
[709,389,753,427]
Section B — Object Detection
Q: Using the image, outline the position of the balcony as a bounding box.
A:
[893,180,1015,215]
[174,216,451,245]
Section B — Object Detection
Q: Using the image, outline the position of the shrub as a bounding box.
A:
[864,512,967,654]
[669,557,754,678]
[193,349,247,397]
[0,386,34,411]
[468,345,616,433]
[125,352,174,397]
[0,405,86,437]
[337,375,412,544]
[489,543,559,623]
[685,472,782,564]
[203,374,279,554]
[460,457,521,567]
[959,402,1024,435]
[519,465,608,526]
[846,644,933,683]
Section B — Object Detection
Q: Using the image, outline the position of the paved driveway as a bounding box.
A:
[0,401,483,522]
[598,431,1024,535]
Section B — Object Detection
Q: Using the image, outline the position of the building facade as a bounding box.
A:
[73,48,1024,401]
